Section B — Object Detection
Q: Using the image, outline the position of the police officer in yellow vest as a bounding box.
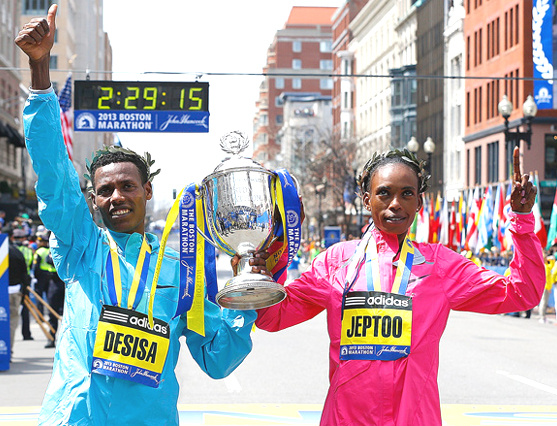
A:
[33,231,64,348]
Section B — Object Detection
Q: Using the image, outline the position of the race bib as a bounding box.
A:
[340,291,412,361]
[92,305,170,388]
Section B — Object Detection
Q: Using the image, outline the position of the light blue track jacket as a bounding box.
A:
[24,90,256,426]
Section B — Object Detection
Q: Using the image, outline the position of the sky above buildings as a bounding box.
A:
[103,0,342,211]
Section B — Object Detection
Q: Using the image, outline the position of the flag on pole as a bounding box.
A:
[465,187,481,251]
[546,186,557,250]
[458,190,468,250]
[448,200,458,250]
[501,180,513,250]
[431,192,441,243]
[439,196,449,246]
[492,182,505,250]
[58,74,73,161]
[531,172,548,247]
[476,185,494,253]
[416,195,430,243]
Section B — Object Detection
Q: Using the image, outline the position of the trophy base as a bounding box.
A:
[215,273,287,310]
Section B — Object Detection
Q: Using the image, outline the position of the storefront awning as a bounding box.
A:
[0,120,25,148]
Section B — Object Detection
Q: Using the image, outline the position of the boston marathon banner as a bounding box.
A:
[0,234,10,371]
[533,0,554,109]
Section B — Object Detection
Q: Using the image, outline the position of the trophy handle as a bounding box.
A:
[196,226,235,256]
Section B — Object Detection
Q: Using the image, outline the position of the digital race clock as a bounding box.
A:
[73,80,210,133]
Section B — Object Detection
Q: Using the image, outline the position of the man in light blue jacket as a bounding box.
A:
[16,5,261,425]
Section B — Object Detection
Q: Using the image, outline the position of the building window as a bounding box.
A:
[466,91,471,127]
[545,134,557,180]
[276,115,283,125]
[409,79,417,105]
[343,59,350,75]
[392,122,402,148]
[292,59,302,70]
[505,139,514,178]
[292,78,302,89]
[320,40,332,53]
[320,60,333,71]
[50,55,58,69]
[275,96,284,107]
[275,78,284,89]
[466,36,471,70]
[467,149,471,187]
[320,78,333,89]
[392,80,402,107]
[514,5,519,45]
[474,88,478,124]
[474,146,482,185]
[259,114,268,126]
[293,40,302,53]
[23,0,52,14]
[487,141,499,183]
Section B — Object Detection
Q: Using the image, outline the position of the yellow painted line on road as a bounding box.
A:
[442,405,557,426]
[1,404,557,425]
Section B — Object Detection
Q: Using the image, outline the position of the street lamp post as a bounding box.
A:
[351,159,363,234]
[315,180,327,241]
[497,94,537,149]
[407,136,436,175]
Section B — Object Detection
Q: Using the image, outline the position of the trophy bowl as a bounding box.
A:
[201,131,287,310]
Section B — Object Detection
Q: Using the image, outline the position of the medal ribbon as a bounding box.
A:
[149,184,207,336]
[106,233,151,310]
[266,169,302,281]
[342,227,373,296]
[365,234,415,295]
[186,187,206,336]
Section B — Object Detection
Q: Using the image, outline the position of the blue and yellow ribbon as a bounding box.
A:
[364,234,414,295]
[148,184,207,336]
[106,233,151,311]
[266,169,302,280]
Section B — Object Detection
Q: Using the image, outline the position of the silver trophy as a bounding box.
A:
[201,131,287,310]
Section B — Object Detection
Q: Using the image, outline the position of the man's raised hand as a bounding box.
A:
[15,4,57,62]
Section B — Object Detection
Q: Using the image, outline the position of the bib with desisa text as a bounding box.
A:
[92,305,170,388]
[340,291,412,361]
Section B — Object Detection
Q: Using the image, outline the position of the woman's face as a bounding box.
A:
[362,162,422,239]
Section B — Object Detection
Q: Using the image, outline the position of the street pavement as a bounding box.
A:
[2,251,557,425]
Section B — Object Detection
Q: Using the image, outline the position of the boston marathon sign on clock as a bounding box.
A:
[74,81,209,133]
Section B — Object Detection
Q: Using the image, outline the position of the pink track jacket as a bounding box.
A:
[256,212,544,426]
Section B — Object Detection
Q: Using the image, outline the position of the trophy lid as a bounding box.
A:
[211,131,268,173]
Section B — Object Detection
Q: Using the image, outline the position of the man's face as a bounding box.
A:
[91,162,152,235]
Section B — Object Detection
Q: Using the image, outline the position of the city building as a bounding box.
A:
[331,0,368,149]
[416,0,445,196]
[0,0,27,220]
[252,6,336,170]
[443,0,466,202]
[277,92,332,239]
[349,0,419,168]
[463,0,557,218]
[19,0,112,196]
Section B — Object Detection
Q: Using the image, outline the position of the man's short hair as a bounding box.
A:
[84,146,160,192]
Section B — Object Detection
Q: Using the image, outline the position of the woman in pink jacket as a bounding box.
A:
[256,146,544,426]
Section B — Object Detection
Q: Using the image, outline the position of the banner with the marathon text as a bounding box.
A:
[74,110,210,133]
[532,0,554,109]
[0,234,10,371]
